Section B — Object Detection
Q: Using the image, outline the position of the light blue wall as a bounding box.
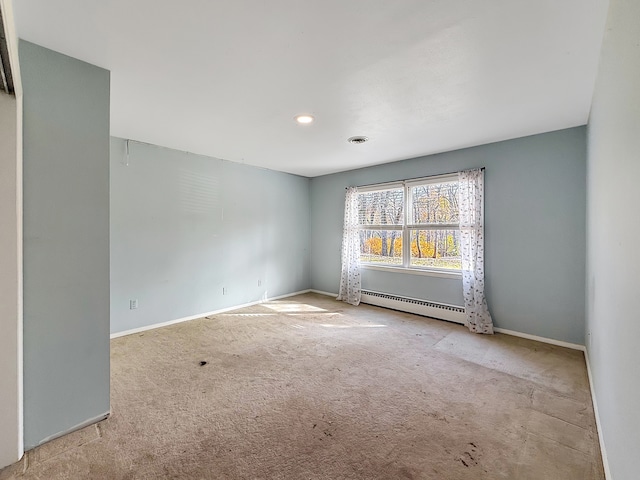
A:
[110,138,310,334]
[21,41,111,448]
[310,128,587,344]
[586,0,640,478]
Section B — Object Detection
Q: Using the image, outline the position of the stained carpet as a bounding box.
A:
[0,293,604,479]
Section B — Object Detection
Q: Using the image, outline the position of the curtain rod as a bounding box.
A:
[346,167,485,190]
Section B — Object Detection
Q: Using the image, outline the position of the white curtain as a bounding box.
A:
[337,187,361,306]
[459,169,494,334]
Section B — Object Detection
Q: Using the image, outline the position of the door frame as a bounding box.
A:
[0,0,23,468]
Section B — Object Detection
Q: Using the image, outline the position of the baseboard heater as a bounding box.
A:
[360,290,466,324]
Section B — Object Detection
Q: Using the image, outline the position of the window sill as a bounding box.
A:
[361,264,462,279]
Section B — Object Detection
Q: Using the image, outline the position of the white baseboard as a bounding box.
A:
[110,289,312,339]
[311,290,587,351]
[493,327,585,351]
[309,289,338,297]
[268,289,312,299]
[584,350,612,479]
[28,411,110,450]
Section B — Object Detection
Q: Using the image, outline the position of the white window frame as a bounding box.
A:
[358,174,462,277]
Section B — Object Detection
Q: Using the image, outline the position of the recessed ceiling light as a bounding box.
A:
[295,114,314,124]
[347,136,369,144]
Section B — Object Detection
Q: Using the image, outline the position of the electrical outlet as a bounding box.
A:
[130,299,138,310]
[258,279,262,287]
[223,287,227,295]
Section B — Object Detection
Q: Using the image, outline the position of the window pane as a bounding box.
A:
[358,189,404,226]
[409,229,461,269]
[410,182,459,225]
[359,230,403,265]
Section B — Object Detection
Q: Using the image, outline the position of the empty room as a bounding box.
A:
[0,0,638,479]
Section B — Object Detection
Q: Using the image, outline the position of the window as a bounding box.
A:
[357,175,461,273]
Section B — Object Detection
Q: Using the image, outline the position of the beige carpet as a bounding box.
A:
[1,293,604,479]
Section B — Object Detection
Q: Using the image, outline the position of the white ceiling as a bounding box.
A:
[14,0,608,177]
